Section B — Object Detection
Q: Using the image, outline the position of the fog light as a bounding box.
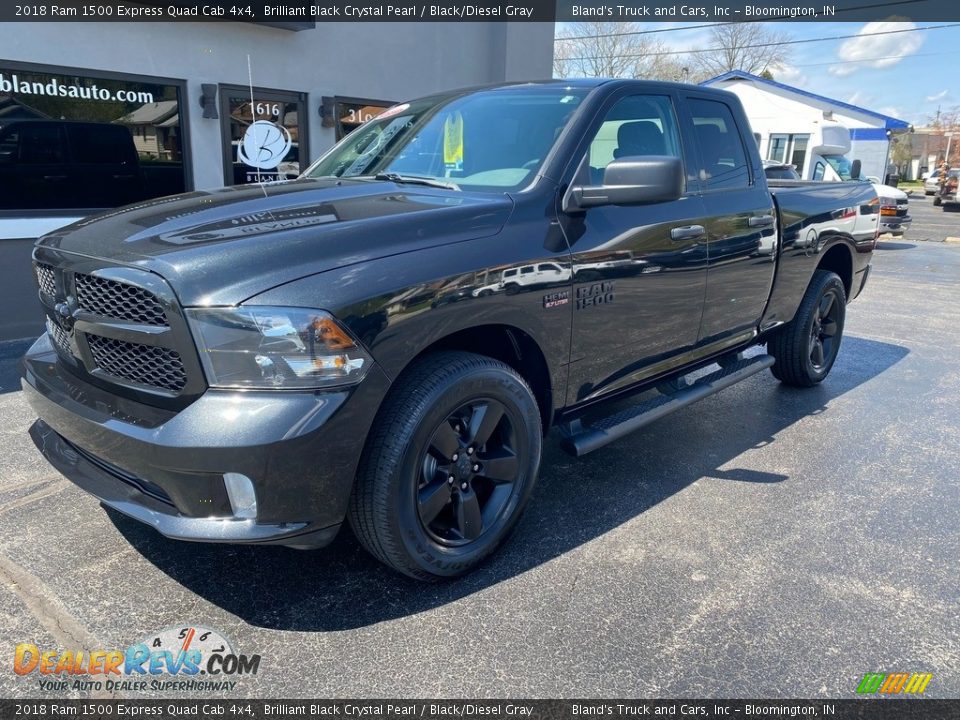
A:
[223,473,257,519]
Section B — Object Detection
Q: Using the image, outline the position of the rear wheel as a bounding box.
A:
[933,195,942,207]
[348,351,541,580]
[768,270,846,387]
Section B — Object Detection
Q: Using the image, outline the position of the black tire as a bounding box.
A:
[933,196,942,207]
[768,270,846,388]
[348,351,542,581]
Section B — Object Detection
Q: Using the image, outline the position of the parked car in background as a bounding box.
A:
[762,160,801,180]
[924,172,940,195]
[934,168,960,209]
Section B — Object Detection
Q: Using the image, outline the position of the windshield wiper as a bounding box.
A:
[373,172,460,191]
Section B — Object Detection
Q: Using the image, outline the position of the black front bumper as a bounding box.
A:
[23,335,390,548]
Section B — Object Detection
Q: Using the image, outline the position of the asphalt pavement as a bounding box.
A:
[1,201,958,699]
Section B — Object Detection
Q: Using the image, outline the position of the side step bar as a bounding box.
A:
[561,354,775,457]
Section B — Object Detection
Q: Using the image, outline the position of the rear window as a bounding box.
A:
[689,98,751,190]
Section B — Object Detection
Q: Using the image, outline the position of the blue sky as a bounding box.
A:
[555,21,959,127]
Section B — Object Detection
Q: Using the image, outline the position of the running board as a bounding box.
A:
[560,354,775,457]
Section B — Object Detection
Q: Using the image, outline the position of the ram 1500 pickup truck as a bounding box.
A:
[22,80,878,580]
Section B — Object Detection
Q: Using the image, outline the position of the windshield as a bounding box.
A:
[823,154,854,181]
[304,87,588,191]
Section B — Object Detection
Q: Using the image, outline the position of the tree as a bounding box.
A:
[692,23,793,78]
[889,135,913,175]
[553,22,688,81]
[928,106,960,166]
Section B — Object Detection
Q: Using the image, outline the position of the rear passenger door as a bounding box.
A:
[564,91,709,404]
[679,92,778,346]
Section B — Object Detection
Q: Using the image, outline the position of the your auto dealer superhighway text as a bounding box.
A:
[262,4,535,17]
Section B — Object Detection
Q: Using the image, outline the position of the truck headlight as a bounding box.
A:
[185,307,372,389]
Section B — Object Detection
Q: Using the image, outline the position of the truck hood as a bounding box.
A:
[871,183,908,202]
[36,178,513,306]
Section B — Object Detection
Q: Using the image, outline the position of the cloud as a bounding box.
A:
[768,63,808,87]
[926,89,949,102]
[847,91,873,106]
[828,21,925,77]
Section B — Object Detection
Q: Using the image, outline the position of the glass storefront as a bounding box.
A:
[219,85,307,185]
[0,61,188,211]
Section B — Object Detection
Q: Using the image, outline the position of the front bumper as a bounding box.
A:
[22,335,390,548]
[879,214,911,235]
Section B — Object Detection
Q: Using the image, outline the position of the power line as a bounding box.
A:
[556,21,732,42]
[790,50,947,68]
[559,22,960,61]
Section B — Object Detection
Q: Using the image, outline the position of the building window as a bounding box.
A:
[767,134,788,163]
[330,97,396,141]
[0,61,188,212]
[767,133,810,174]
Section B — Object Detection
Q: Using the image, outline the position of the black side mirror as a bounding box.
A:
[564,156,684,211]
[850,159,862,180]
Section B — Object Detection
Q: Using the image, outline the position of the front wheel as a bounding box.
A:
[348,351,542,580]
[768,270,846,387]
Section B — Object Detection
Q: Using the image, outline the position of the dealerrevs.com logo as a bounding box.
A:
[13,625,260,693]
[856,672,933,695]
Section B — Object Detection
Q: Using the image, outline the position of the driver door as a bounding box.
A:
[563,92,710,404]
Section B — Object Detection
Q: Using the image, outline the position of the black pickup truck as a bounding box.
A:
[22,80,878,580]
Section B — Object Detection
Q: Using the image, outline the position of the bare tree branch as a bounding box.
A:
[693,24,793,77]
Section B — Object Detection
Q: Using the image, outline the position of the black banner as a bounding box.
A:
[0,700,958,720]
[2,0,960,22]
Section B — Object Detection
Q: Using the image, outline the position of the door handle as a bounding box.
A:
[112,174,135,180]
[748,215,775,228]
[43,175,67,181]
[670,225,706,241]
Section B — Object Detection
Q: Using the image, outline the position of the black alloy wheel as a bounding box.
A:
[769,269,846,387]
[417,399,521,545]
[809,289,841,371]
[349,351,542,580]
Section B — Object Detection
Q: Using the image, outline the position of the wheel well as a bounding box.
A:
[413,325,553,434]
[817,244,853,299]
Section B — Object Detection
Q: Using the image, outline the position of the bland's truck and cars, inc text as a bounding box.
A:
[22,80,878,580]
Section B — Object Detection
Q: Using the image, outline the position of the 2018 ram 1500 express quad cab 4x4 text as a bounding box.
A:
[23,81,878,580]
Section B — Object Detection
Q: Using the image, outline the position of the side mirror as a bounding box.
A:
[850,159,862,180]
[565,156,684,211]
[0,149,14,165]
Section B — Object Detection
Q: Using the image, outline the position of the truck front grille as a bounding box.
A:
[33,258,202,401]
[46,319,73,355]
[75,273,167,325]
[86,334,187,392]
[35,263,56,297]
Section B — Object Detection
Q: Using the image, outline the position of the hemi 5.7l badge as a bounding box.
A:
[542,290,570,309]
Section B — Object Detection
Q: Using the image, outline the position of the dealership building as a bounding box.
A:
[0,20,554,339]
